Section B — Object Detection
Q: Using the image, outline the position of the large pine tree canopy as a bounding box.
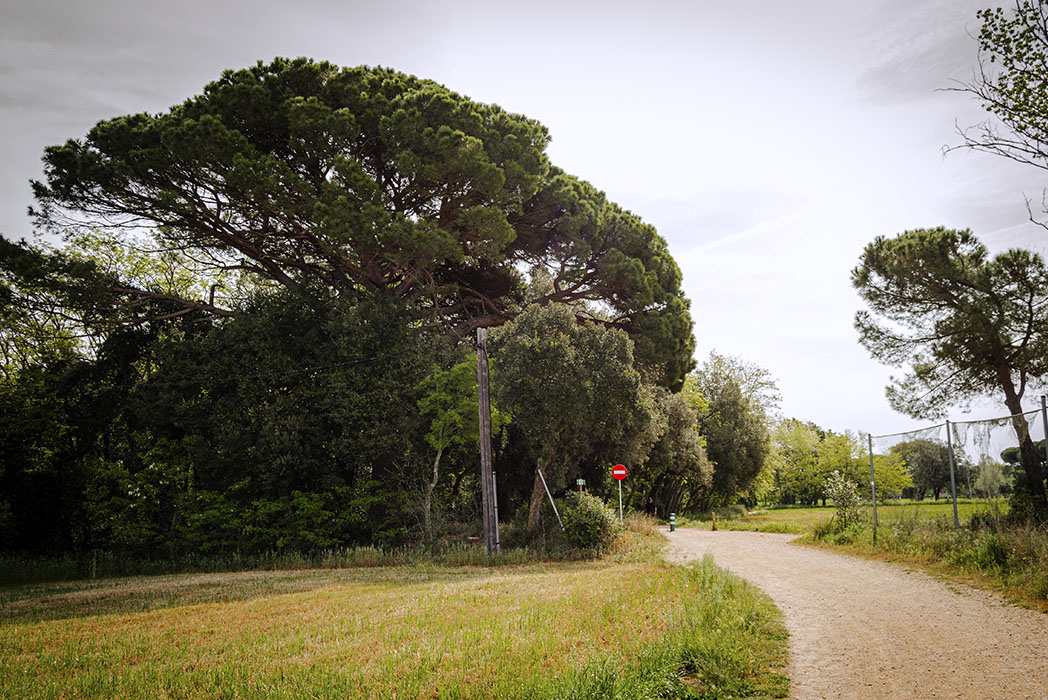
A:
[29,57,695,388]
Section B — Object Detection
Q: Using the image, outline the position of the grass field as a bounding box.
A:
[0,527,789,699]
[702,500,993,535]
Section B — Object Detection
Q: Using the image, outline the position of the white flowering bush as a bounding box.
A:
[824,470,865,532]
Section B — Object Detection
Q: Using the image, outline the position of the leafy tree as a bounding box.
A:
[489,303,650,529]
[688,352,776,508]
[769,421,911,506]
[853,227,1048,517]
[868,452,913,502]
[952,2,1048,187]
[814,432,862,505]
[889,439,956,500]
[634,386,712,515]
[0,237,114,378]
[768,419,821,505]
[416,356,507,540]
[29,58,694,388]
[977,457,1012,497]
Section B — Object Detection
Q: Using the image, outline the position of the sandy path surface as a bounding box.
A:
[664,529,1048,700]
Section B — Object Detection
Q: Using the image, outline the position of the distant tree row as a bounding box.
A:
[758,422,910,506]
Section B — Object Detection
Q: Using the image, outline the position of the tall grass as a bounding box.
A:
[0,527,789,699]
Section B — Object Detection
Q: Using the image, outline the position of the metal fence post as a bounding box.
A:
[868,433,878,544]
[1041,396,1048,481]
[945,419,960,529]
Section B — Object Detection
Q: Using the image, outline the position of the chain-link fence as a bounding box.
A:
[868,401,1048,530]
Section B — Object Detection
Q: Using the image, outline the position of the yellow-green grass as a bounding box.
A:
[0,534,788,699]
[703,500,995,535]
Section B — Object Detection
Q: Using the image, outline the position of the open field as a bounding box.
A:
[0,533,789,699]
[703,500,994,535]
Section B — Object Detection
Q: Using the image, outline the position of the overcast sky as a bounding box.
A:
[2,0,1045,436]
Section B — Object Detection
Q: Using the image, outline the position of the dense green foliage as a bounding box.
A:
[560,491,619,550]
[633,386,713,516]
[0,59,713,559]
[889,439,967,502]
[0,290,447,555]
[489,303,652,527]
[764,421,910,506]
[29,58,694,389]
[853,227,1048,518]
[763,421,910,506]
[687,353,776,509]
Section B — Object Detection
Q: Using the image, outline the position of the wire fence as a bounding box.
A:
[867,399,1048,530]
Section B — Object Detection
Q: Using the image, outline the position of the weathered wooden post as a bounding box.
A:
[476,328,497,554]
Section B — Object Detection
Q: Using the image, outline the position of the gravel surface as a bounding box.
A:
[664,528,1048,700]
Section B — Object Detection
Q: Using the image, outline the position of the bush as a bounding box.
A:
[824,470,864,532]
[562,492,619,550]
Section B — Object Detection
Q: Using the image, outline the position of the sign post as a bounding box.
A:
[612,464,627,524]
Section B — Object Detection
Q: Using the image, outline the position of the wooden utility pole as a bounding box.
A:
[476,328,497,554]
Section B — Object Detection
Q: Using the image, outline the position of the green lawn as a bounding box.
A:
[708,499,996,535]
[0,530,789,699]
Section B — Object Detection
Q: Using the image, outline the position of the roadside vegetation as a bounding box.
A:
[0,519,789,700]
[812,509,1048,615]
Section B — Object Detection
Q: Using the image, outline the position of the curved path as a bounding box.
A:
[664,529,1048,700]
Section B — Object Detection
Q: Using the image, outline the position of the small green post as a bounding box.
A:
[669,513,676,532]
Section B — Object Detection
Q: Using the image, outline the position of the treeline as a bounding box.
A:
[0,58,778,559]
[0,268,776,556]
[758,421,909,506]
[758,420,1041,507]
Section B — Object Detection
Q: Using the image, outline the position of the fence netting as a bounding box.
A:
[868,408,1045,521]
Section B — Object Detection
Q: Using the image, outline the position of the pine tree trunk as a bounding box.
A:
[527,464,547,530]
[423,447,443,542]
[1000,382,1048,518]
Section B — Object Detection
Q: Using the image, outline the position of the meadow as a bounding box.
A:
[0,524,789,700]
[698,499,991,535]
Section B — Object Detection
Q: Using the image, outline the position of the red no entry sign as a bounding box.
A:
[612,464,628,480]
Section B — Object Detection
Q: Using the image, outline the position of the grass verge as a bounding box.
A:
[0,523,788,699]
[807,513,1048,614]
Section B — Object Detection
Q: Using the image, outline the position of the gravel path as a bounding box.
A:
[664,529,1048,700]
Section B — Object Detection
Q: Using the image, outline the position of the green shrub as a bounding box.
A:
[715,504,749,520]
[824,470,865,532]
[562,492,619,550]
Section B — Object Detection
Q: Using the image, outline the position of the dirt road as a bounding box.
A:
[665,529,1048,700]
